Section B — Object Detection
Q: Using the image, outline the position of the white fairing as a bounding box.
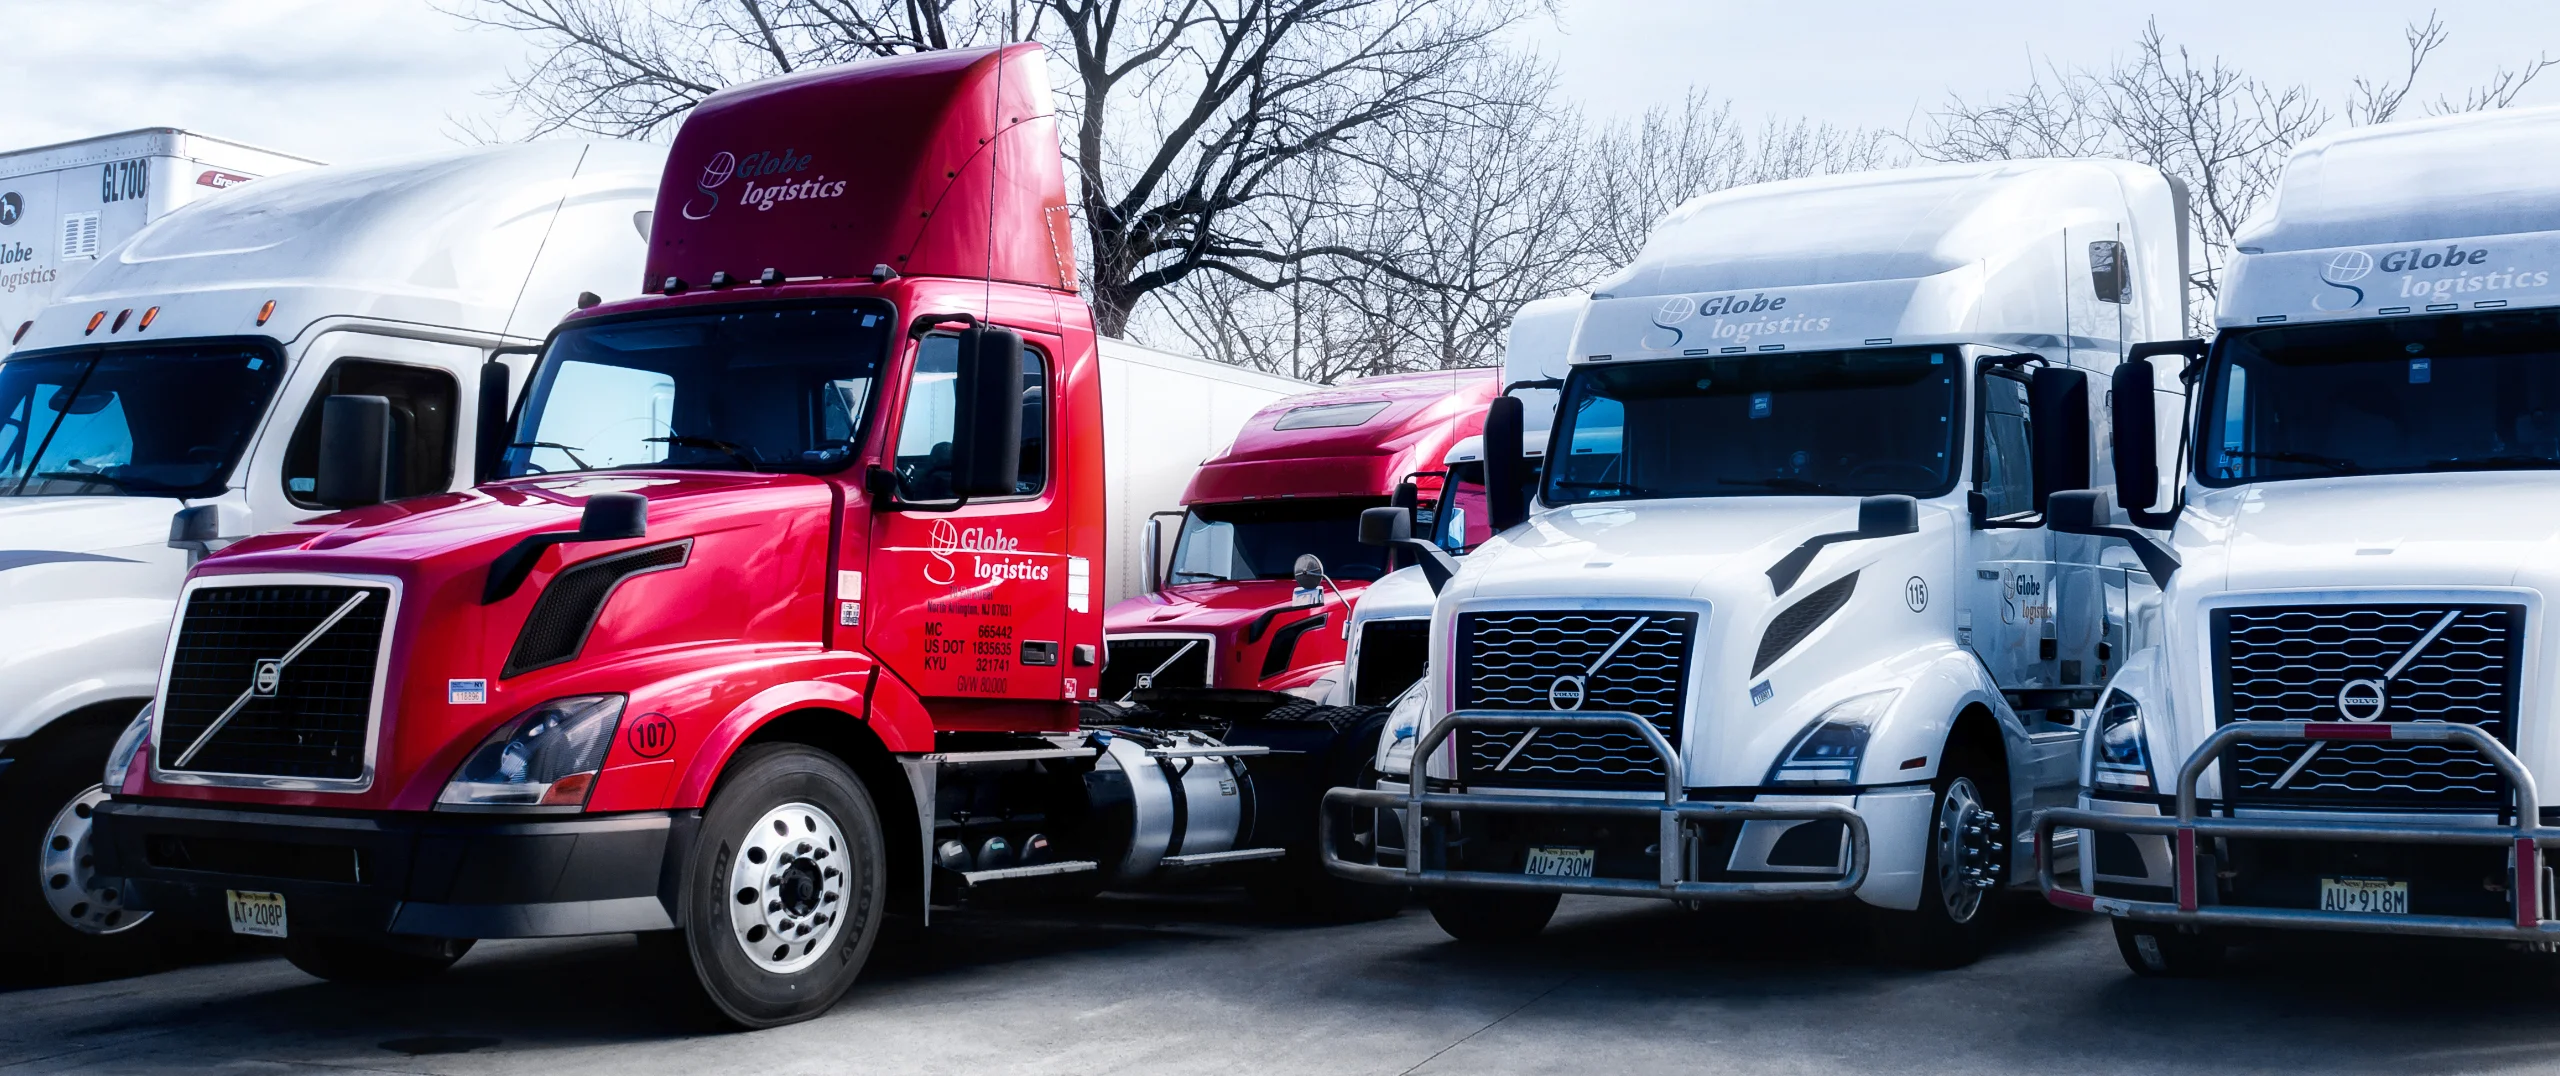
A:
[1397,159,2186,908]
[0,143,662,745]
[1504,293,1584,442]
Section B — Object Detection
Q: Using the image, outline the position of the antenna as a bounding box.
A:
[984,43,1006,321]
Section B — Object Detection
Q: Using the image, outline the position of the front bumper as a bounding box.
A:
[94,799,693,940]
[1320,710,1874,903]
[2041,720,2560,941]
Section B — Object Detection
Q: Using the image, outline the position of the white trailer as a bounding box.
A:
[1,129,317,344]
[1097,339,1308,607]
[0,142,661,965]
[1326,159,2189,965]
[2042,104,2560,974]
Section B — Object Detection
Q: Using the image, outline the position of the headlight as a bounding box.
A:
[1767,689,1897,786]
[1379,681,1429,775]
[2092,691,2153,792]
[102,704,154,792]
[437,695,625,811]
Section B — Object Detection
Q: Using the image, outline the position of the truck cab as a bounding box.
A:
[2042,104,2560,974]
[0,143,658,963]
[1327,159,2189,964]
[1103,370,1495,706]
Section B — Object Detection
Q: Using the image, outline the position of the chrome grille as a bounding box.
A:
[2215,603,2524,807]
[1101,635,1212,699]
[1456,610,1697,789]
[158,583,391,783]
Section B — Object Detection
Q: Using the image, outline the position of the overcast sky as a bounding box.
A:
[2,0,2556,164]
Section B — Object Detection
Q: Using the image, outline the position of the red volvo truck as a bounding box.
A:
[93,45,1399,1027]
[1101,370,1496,706]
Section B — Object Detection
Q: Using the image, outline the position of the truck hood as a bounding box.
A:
[0,494,192,607]
[2181,473,2560,595]
[209,472,823,570]
[1107,579,1334,631]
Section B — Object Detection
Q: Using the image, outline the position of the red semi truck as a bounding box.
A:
[1101,370,1496,705]
[93,45,1400,1027]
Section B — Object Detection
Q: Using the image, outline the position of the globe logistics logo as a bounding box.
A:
[2316,249,2373,310]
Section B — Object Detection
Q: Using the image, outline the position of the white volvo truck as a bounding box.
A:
[2042,104,2560,974]
[0,142,661,965]
[1325,159,2189,965]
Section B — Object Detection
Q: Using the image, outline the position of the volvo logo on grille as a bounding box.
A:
[252,658,284,697]
[2336,677,2387,721]
[1547,675,1586,710]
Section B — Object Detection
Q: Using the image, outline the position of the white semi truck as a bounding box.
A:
[2042,104,2560,974]
[2,129,317,342]
[1326,159,2189,965]
[0,142,662,965]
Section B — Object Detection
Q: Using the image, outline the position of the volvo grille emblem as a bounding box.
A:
[252,658,284,697]
[1548,674,1587,710]
[2336,677,2387,722]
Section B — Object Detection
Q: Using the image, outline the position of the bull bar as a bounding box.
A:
[2038,719,2560,940]
[1320,710,1870,900]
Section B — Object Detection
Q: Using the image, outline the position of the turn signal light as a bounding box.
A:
[84,311,105,335]
[138,306,159,331]
[256,300,276,326]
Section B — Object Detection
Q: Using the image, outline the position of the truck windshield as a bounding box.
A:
[2200,310,2560,485]
[0,342,284,498]
[1542,347,1959,506]
[1434,458,1545,553]
[1168,498,1391,584]
[503,302,892,478]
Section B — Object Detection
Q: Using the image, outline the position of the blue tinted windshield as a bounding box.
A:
[0,341,284,497]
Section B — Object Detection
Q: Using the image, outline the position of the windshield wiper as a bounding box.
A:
[1552,479,1661,498]
[1720,477,1850,495]
[30,471,171,493]
[2424,455,2560,472]
[2223,449,2360,473]
[510,441,593,470]
[647,435,758,469]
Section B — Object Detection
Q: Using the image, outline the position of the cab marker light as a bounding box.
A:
[84,311,106,335]
[138,307,159,331]
[256,300,277,326]
[11,321,28,344]
[111,309,131,333]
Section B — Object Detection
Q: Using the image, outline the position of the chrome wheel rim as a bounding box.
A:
[41,785,149,935]
[725,801,849,974]
[1932,776,2002,924]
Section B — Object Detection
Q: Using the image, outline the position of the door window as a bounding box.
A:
[1976,372,2037,519]
[282,359,460,506]
[891,335,1048,501]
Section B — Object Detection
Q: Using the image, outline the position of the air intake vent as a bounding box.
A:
[503,540,691,678]
[1259,612,1329,680]
[1753,572,1857,675]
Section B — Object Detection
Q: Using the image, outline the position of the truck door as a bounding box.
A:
[1960,363,2079,808]
[864,330,1069,704]
[241,332,481,530]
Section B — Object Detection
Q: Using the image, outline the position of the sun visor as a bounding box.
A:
[646,43,1075,292]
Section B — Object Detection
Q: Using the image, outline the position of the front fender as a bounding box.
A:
[1854,644,2018,788]
[0,596,176,742]
[662,679,869,810]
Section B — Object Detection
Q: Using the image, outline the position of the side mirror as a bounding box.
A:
[2110,358,2159,513]
[2029,367,2091,510]
[1856,494,1919,538]
[474,359,512,486]
[577,491,648,540]
[1360,506,1413,546]
[950,325,1025,498]
[315,394,393,509]
[1142,515,1164,594]
[2048,487,2181,583]
[1293,554,1325,592]
[1484,395,1529,532]
[167,503,250,563]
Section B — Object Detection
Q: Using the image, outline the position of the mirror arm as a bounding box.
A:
[1393,538,1458,593]
[2083,523,2181,584]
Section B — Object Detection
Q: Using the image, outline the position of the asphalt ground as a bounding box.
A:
[6,891,2560,1075]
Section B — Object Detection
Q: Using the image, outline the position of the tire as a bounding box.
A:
[1244,705,1406,923]
[1,707,162,968]
[661,744,886,1029]
[2113,919,2225,977]
[284,934,473,982]
[1427,890,1559,942]
[1870,748,2006,968]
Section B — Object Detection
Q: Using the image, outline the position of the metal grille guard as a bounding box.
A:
[1320,710,1870,900]
[2039,720,2560,940]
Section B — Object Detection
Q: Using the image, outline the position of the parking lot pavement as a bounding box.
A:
[7,892,2560,1075]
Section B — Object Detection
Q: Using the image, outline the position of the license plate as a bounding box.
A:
[1522,846,1595,878]
[226,889,288,938]
[2319,876,2409,915]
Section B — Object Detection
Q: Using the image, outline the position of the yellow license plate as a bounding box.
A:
[225,889,288,937]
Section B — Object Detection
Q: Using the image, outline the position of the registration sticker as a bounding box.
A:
[1523,846,1596,878]
[226,889,288,938]
[448,679,488,705]
[2320,876,2410,915]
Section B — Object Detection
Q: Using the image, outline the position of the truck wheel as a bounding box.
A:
[284,935,473,982]
[2113,920,2224,977]
[1870,750,2005,968]
[1426,890,1558,942]
[667,744,885,1029]
[1245,705,1406,922]
[1,709,160,967]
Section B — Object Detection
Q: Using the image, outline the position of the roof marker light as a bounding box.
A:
[11,321,28,345]
[759,268,781,286]
[85,311,106,335]
[709,270,735,287]
[256,300,277,326]
[111,309,131,333]
[138,307,159,331]
[663,277,687,294]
